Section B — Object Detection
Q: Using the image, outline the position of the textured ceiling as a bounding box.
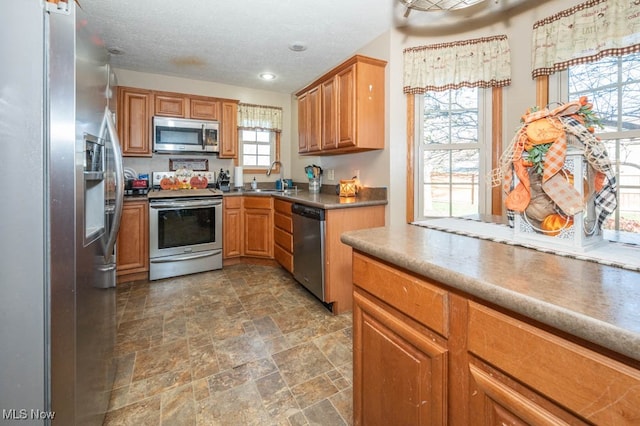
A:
[79,0,536,94]
[79,0,396,94]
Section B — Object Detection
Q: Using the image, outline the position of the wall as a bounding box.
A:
[114,69,294,187]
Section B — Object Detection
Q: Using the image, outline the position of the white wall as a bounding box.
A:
[114,69,293,186]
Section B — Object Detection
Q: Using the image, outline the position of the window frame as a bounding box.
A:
[408,88,499,223]
[238,129,281,175]
[546,55,640,244]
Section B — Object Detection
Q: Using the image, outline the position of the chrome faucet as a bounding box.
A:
[266,160,282,176]
[266,160,284,187]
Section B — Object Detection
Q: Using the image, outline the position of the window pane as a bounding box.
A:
[257,156,270,167]
[423,89,478,146]
[422,149,479,217]
[257,144,270,155]
[244,144,257,155]
[243,155,256,166]
[242,130,256,141]
[256,131,270,143]
[568,53,640,238]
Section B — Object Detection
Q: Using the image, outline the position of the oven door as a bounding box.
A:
[149,197,222,259]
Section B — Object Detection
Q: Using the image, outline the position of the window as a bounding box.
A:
[241,129,275,168]
[558,52,640,241]
[415,88,490,219]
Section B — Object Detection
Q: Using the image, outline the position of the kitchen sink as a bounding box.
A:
[245,189,283,193]
[244,188,299,195]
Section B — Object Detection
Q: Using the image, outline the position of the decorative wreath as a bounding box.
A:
[492,97,617,235]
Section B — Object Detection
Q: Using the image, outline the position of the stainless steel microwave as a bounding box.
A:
[152,116,219,154]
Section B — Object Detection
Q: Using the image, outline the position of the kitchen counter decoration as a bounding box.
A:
[494,97,617,250]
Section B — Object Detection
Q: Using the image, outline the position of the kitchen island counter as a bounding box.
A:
[341,223,640,363]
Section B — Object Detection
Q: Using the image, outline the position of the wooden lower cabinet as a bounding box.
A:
[353,290,447,426]
[243,196,273,258]
[273,199,293,273]
[352,252,640,426]
[223,197,242,259]
[116,199,149,283]
[324,205,385,314]
[223,196,273,260]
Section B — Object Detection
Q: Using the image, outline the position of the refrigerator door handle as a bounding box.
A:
[103,107,124,261]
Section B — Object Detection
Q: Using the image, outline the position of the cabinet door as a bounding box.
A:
[353,290,447,426]
[116,200,149,276]
[154,93,187,117]
[117,87,152,156]
[223,197,242,259]
[321,77,337,150]
[337,65,356,148]
[307,86,321,152]
[220,101,238,159]
[243,197,273,258]
[297,94,308,153]
[191,98,220,120]
[468,362,587,425]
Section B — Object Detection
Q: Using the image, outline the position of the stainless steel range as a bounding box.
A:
[148,171,223,280]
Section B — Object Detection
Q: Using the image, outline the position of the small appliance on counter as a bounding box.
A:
[216,168,231,192]
[125,178,149,196]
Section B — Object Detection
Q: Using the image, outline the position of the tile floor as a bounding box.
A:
[104,264,353,426]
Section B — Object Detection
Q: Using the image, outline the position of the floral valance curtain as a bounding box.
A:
[531,0,640,78]
[403,35,511,94]
[237,103,283,132]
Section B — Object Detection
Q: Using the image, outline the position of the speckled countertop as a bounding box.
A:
[341,224,640,362]
[224,186,387,210]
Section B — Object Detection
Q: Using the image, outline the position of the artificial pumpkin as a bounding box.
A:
[540,213,574,236]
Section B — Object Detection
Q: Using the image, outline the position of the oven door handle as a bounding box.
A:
[150,250,222,263]
[150,200,222,209]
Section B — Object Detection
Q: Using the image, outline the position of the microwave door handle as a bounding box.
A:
[202,124,206,150]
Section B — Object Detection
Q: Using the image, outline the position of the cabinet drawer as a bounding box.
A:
[274,199,293,215]
[352,252,448,337]
[274,212,293,233]
[468,302,640,425]
[243,196,272,209]
[224,196,242,209]
[274,244,293,273]
[274,227,293,252]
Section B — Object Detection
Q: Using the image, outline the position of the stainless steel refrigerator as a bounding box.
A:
[0,1,123,424]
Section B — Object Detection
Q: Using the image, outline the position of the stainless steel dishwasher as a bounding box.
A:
[292,203,326,302]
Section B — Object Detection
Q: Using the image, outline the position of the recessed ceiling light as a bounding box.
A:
[259,72,276,81]
[289,42,307,52]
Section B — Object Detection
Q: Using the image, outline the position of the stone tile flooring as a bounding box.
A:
[104,264,353,426]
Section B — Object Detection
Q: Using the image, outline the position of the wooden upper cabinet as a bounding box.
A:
[297,94,309,153]
[219,101,238,159]
[307,86,321,153]
[337,65,356,148]
[190,98,220,121]
[117,86,152,157]
[321,77,337,150]
[154,93,187,117]
[296,55,386,155]
[116,86,238,157]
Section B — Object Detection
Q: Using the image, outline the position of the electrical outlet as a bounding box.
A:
[327,169,335,181]
[353,169,360,180]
